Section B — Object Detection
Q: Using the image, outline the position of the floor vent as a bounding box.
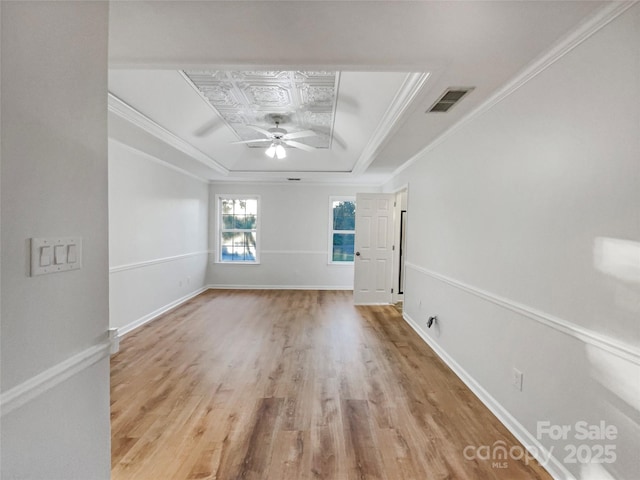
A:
[427,87,474,113]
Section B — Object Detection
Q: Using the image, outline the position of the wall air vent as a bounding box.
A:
[427,87,474,113]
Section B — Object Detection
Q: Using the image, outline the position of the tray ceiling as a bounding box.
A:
[182,70,338,149]
[108,1,608,184]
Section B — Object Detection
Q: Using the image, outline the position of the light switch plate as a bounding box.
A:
[30,237,82,276]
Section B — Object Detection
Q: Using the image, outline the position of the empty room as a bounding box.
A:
[1,1,639,480]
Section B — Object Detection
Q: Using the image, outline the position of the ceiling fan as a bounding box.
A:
[231,114,317,159]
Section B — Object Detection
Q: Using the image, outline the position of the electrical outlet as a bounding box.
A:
[512,368,523,391]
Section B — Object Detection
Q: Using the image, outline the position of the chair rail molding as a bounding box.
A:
[110,250,211,274]
[0,340,111,417]
[405,262,640,366]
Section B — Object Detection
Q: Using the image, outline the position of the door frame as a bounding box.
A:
[391,184,409,305]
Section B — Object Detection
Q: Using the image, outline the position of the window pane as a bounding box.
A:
[333,201,355,231]
[222,214,235,229]
[221,199,234,214]
[244,232,257,261]
[244,199,258,215]
[332,233,354,262]
[234,214,256,230]
[219,197,259,263]
[221,232,235,245]
[220,231,257,262]
[235,199,248,214]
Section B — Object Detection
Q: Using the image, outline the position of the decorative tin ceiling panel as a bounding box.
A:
[182,70,338,148]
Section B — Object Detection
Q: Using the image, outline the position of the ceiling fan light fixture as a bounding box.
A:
[265,143,276,158]
[275,144,287,159]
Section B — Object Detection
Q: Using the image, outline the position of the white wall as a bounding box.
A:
[385,6,639,479]
[1,2,111,479]
[207,183,380,289]
[108,140,209,333]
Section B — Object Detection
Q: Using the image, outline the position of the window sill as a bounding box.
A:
[214,261,261,266]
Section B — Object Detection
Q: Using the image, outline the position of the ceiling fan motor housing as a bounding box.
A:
[268,127,287,138]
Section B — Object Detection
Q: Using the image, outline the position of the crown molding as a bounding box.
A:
[208,179,382,187]
[216,169,383,185]
[109,138,210,183]
[108,93,229,175]
[390,1,637,180]
[351,72,430,176]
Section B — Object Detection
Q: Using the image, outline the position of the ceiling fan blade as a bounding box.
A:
[284,140,316,152]
[231,138,272,144]
[283,130,316,140]
[246,125,273,137]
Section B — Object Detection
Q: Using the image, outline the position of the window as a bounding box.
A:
[217,195,260,263]
[329,196,356,263]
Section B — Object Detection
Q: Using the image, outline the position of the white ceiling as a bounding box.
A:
[108,1,607,185]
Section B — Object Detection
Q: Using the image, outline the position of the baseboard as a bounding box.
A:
[0,340,111,417]
[116,286,208,338]
[402,311,575,480]
[207,284,353,291]
[353,302,392,306]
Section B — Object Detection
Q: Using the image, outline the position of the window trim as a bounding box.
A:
[328,195,356,265]
[215,194,261,264]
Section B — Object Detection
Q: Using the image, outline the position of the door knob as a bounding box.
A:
[355,251,361,256]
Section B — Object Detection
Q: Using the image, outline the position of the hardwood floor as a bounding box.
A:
[111,290,551,480]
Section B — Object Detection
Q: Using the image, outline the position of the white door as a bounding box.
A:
[353,193,395,305]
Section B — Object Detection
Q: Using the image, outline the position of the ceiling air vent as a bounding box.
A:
[427,87,474,113]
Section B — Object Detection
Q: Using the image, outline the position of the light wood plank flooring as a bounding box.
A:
[111,290,551,480]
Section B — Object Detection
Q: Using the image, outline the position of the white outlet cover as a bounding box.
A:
[513,368,523,391]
